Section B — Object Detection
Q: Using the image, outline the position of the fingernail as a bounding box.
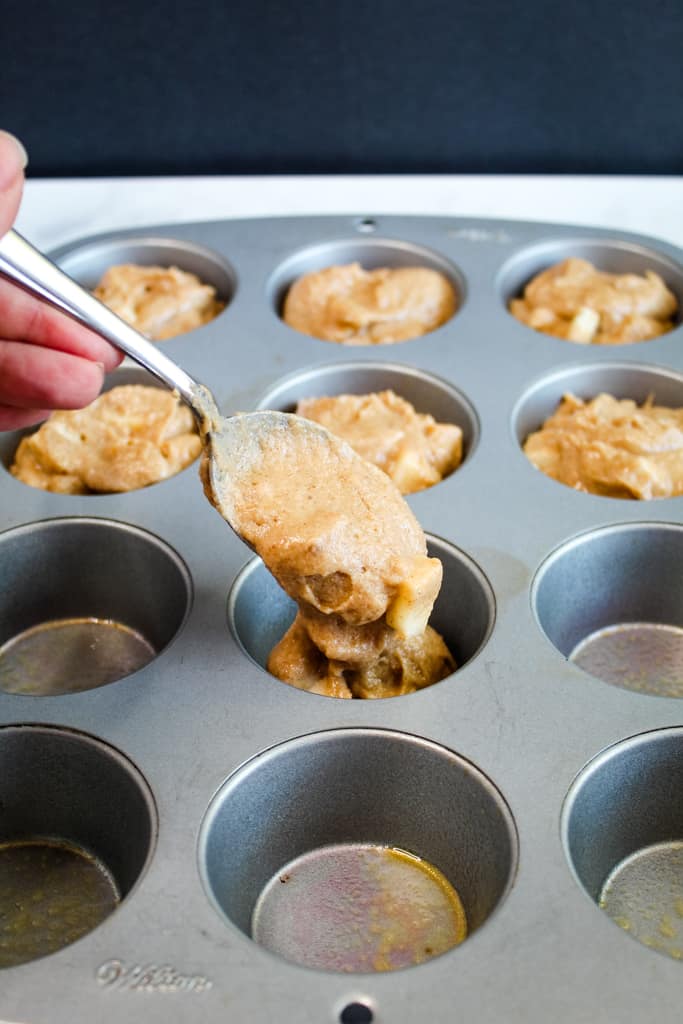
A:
[0,131,29,185]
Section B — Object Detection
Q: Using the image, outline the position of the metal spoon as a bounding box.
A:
[0,228,328,532]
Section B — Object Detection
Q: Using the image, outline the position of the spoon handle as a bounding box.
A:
[0,228,200,408]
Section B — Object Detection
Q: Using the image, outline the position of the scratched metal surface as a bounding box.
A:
[1,215,683,1024]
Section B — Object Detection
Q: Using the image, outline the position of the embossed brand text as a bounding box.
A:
[96,959,212,993]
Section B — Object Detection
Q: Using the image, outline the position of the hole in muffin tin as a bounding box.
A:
[340,1002,374,1024]
[512,362,683,500]
[498,237,683,336]
[257,361,479,485]
[51,234,235,325]
[198,728,517,972]
[354,217,378,234]
[0,724,156,967]
[268,237,465,329]
[532,523,683,697]
[228,533,495,697]
[0,517,192,695]
[562,727,683,962]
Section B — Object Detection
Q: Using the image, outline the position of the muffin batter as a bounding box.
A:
[201,413,455,698]
[296,390,463,494]
[11,384,201,494]
[510,258,678,344]
[282,262,457,344]
[93,264,224,340]
[268,613,454,698]
[523,392,683,498]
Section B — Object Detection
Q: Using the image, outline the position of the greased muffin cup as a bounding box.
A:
[1,215,683,1024]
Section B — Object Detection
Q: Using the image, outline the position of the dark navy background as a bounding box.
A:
[3,0,682,176]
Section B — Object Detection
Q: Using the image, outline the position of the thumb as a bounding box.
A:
[0,131,28,236]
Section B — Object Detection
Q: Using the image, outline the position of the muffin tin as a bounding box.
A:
[1,214,683,1023]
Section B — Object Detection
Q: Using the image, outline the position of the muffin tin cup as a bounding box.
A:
[0,724,156,967]
[498,236,683,332]
[54,234,236,307]
[3,213,683,1022]
[228,533,495,688]
[0,364,184,475]
[532,522,683,696]
[562,727,683,960]
[257,360,480,476]
[268,236,466,332]
[198,728,518,971]
[0,517,192,695]
[513,361,683,450]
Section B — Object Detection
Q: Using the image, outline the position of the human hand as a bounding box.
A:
[0,131,123,430]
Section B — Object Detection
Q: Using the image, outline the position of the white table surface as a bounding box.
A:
[15,174,683,252]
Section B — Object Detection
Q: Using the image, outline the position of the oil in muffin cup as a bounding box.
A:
[198,728,517,972]
[0,518,192,695]
[0,725,156,968]
[532,523,683,697]
[563,727,683,962]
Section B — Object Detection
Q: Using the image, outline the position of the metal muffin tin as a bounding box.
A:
[1,214,683,1022]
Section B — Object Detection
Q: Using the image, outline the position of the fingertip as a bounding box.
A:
[100,346,125,373]
[0,343,110,414]
[72,359,106,408]
[0,131,29,178]
[0,406,50,431]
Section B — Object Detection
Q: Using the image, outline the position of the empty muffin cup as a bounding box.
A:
[257,361,479,487]
[0,724,156,967]
[563,727,683,961]
[199,728,517,972]
[532,523,683,696]
[0,518,192,695]
[269,237,463,343]
[228,534,495,697]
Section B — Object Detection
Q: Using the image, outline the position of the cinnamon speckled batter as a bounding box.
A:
[510,258,677,344]
[93,264,224,341]
[201,413,454,697]
[283,263,457,345]
[296,390,462,494]
[11,385,201,494]
[524,392,683,498]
